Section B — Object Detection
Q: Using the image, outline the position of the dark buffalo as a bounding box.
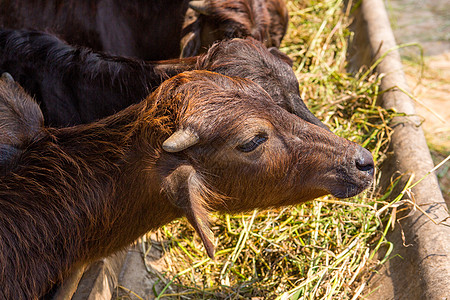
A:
[0,0,288,60]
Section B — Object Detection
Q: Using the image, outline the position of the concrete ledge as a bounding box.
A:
[349,0,450,299]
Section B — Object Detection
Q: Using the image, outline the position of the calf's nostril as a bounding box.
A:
[355,148,374,176]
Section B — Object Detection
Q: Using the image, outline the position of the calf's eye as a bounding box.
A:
[237,134,268,152]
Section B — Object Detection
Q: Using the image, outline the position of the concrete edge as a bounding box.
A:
[349,0,450,299]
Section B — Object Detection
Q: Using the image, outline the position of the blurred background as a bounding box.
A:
[387,0,450,204]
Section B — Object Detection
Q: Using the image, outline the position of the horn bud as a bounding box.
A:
[188,0,210,15]
[162,128,199,152]
[1,72,14,83]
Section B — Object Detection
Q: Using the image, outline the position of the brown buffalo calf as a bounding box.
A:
[0,71,373,299]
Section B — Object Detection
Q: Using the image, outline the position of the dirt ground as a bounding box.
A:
[388,0,450,204]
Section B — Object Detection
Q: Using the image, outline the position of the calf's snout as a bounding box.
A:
[320,142,374,199]
[355,147,374,177]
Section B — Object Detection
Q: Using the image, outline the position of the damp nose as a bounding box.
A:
[355,147,374,177]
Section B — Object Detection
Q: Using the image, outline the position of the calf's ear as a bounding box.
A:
[162,165,215,259]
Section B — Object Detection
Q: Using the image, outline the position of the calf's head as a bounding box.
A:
[155,71,374,258]
[195,38,328,130]
[181,0,289,57]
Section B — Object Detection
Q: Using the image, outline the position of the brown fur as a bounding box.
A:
[0,70,373,299]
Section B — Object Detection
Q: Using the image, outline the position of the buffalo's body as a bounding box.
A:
[0,0,190,60]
